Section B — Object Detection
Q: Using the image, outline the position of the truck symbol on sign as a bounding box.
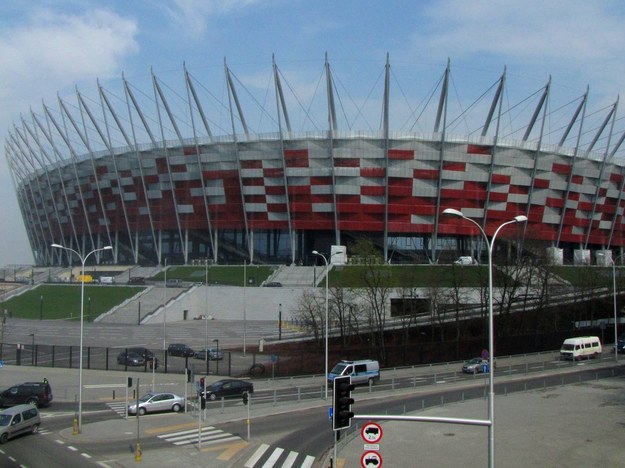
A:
[365,426,379,436]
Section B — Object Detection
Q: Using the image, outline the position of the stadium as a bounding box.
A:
[6,57,625,267]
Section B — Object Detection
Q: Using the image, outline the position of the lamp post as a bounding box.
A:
[213,339,219,374]
[30,333,35,365]
[312,250,329,401]
[163,257,168,353]
[51,243,112,434]
[205,258,209,374]
[442,209,527,468]
[611,254,623,362]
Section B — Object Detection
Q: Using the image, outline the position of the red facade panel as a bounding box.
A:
[443,161,466,171]
[552,163,571,175]
[388,149,414,160]
[360,167,385,177]
[467,144,492,155]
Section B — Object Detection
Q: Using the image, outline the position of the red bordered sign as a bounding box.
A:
[361,450,383,467]
[361,422,383,444]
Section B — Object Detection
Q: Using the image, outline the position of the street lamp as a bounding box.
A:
[611,254,623,362]
[442,208,527,468]
[213,339,219,374]
[312,250,329,401]
[163,257,168,353]
[51,243,113,434]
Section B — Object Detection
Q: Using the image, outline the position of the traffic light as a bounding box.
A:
[332,375,355,430]
[242,391,249,405]
[127,377,133,388]
[200,396,206,410]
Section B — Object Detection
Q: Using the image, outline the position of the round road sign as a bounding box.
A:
[361,422,383,444]
[361,450,383,467]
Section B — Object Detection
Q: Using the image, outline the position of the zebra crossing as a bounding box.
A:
[243,443,315,468]
[157,426,241,446]
[106,402,317,467]
[107,402,128,417]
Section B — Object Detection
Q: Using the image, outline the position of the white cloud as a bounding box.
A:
[163,0,261,36]
[409,1,625,90]
[0,8,138,120]
[0,7,139,265]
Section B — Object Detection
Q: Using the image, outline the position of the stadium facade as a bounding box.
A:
[5,58,625,267]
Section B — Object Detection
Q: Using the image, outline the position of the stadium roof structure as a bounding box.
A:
[5,56,625,266]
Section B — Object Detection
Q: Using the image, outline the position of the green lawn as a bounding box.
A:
[1,284,145,321]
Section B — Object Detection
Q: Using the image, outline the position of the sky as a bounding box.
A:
[2,0,625,266]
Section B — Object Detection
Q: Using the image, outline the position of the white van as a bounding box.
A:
[99,276,115,285]
[327,359,380,386]
[0,404,41,443]
[560,336,602,361]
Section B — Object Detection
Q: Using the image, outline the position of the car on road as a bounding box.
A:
[128,392,185,415]
[168,343,195,358]
[462,357,489,374]
[117,349,158,368]
[0,404,41,444]
[0,381,53,408]
[194,347,224,360]
[200,379,254,401]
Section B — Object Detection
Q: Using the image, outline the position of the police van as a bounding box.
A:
[327,359,380,386]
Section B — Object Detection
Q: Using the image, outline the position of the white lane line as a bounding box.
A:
[301,455,316,468]
[282,451,299,468]
[67,446,78,451]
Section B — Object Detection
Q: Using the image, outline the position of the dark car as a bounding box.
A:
[168,343,195,358]
[128,276,146,285]
[117,349,158,368]
[263,281,282,287]
[127,347,156,361]
[200,379,254,401]
[0,381,53,408]
[194,347,224,361]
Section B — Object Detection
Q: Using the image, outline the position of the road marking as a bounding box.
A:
[262,447,284,467]
[214,441,249,460]
[282,451,299,468]
[245,443,269,467]
[81,453,92,459]
[145,421,197,435]
[68,446,78,451]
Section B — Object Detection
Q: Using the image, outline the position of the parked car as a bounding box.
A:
[0,381,53,408]
[127,347,156,361]
[616,333,625,353]
[194,347,224,361]
[200,379,254,401]
[454,256,476,265]
[0,404,41,444]
[128,276,146,285]
[117,349,158,368]
[462,357,489,374]
[128,392,185,415]
[263,281,282,287]
[168,343,195,358]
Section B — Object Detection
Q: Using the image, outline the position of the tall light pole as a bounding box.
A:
[312,250,329,400]
[442,209,527,468]
[611,253,623,362]
[51,243,112,434]
[163,257,168,353]
[213,339,219,374]
[205,258,209,374]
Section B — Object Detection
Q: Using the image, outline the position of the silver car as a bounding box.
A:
[128,392,185,415]
[462,358,489,374]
